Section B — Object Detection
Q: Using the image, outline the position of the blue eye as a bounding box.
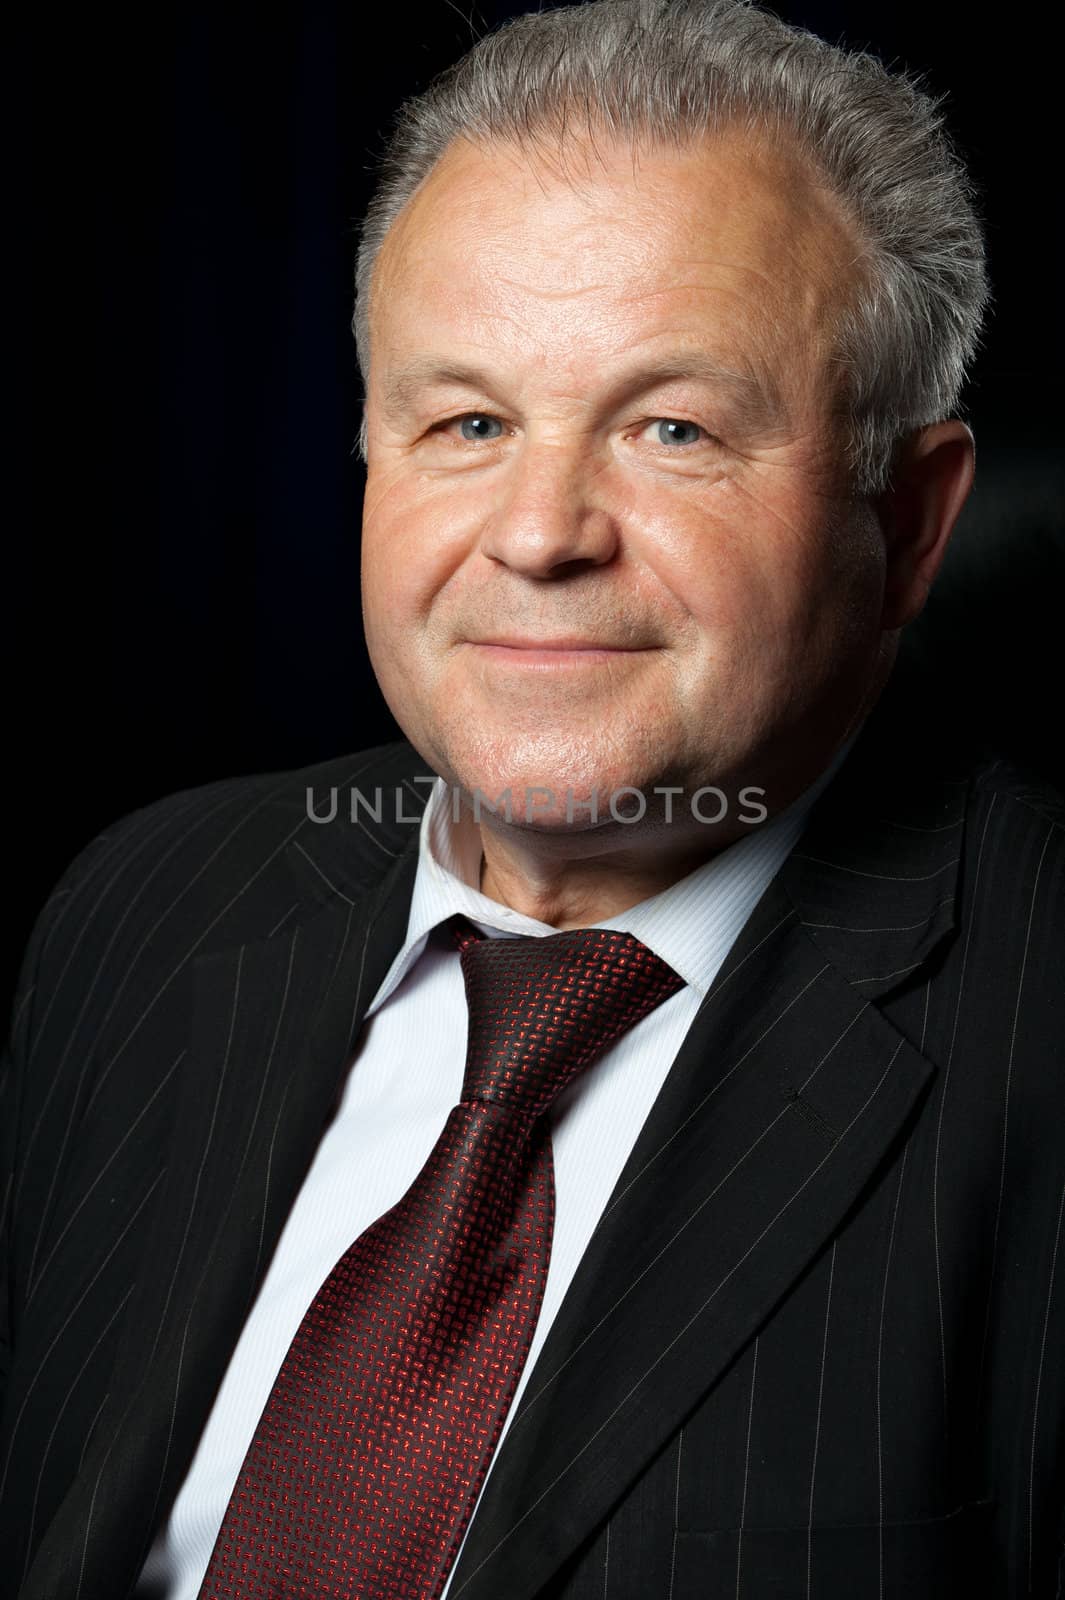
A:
[437,412,712,451]
[652,419,704,447]
[456,414,505,442]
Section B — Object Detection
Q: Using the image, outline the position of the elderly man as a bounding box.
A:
[2,1,1062,1596]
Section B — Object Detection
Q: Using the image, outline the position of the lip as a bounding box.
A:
[472,636,646,650]
[466,639,653,668]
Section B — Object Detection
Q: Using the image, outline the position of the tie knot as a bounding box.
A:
[451,917,684,1121]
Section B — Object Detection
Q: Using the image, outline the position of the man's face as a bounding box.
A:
[361,129,890,826]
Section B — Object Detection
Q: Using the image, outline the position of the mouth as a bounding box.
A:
[465,639,655,669]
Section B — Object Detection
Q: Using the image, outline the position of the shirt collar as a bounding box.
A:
[364,736,857,1017]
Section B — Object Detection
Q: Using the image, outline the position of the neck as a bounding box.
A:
[477,820,736,929]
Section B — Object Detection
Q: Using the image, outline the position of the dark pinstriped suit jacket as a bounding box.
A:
[2,676,1063,1600]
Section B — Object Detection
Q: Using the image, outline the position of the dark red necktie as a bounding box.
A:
[197,917,684,1599]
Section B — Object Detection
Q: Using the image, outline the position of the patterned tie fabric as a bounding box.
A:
[197,916,684,1600]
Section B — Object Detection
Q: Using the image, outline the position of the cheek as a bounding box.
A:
[362,476,469,634]
[691,477,875,640]
[638,483,795,647]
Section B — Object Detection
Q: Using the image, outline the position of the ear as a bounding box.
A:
[873,421,976,630]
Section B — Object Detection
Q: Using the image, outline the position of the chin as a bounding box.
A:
[433,746,674,836]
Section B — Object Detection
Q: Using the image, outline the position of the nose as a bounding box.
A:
[477,445,620,578]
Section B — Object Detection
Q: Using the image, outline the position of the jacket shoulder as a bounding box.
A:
[53,737,425,901]
[953,751,1065,1027]
[968,752,1065,832]
[5,740,427,1069]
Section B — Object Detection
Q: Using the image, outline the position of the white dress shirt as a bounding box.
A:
[136,744,851,1597]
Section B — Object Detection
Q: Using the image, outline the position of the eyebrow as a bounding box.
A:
[378,352,787,433]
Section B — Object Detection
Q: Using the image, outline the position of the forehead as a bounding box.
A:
[370,128,858,407]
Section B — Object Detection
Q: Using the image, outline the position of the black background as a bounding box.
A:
[8,1,1063,1018]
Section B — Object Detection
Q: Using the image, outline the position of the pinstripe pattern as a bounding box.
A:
[1,684,1063,1599]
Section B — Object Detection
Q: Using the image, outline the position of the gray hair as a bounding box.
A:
[352,0,991,497]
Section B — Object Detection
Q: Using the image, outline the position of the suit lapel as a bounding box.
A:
[447,706,972,1600]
